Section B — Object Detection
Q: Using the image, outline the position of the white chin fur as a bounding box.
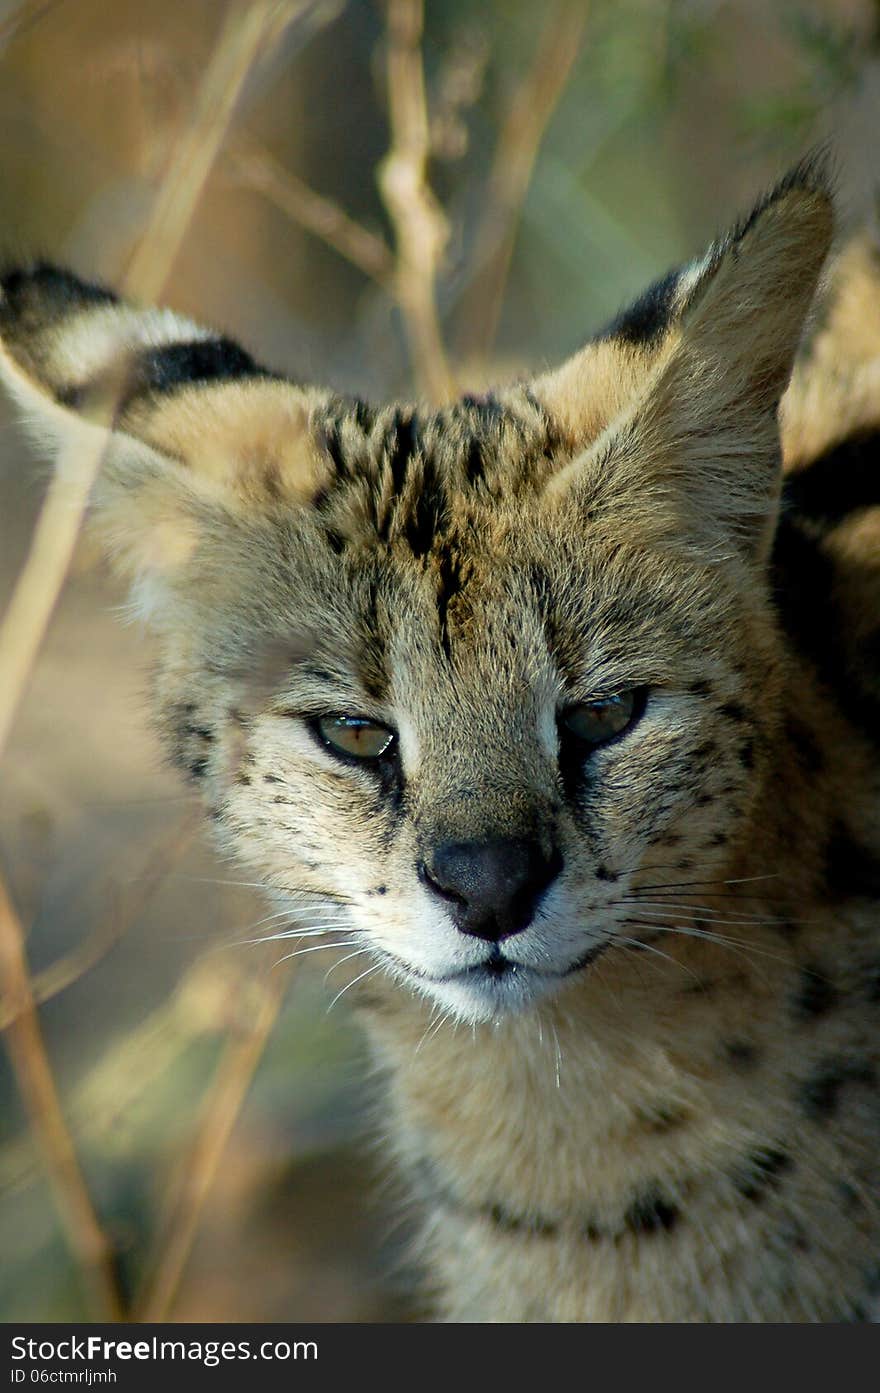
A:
[408,963,566,1025]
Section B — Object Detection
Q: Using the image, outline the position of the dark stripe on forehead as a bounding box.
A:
[356,572,390,702]
[436,547,465,662]
[403,453,447,557]
[386,409,419,494]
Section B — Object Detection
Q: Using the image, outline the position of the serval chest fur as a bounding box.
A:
[1,156,878,1321]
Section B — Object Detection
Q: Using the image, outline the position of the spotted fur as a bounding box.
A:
[2,155,878,1321]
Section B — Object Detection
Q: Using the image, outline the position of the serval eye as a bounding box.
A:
[561,691,640,746]
[316,714,396,761]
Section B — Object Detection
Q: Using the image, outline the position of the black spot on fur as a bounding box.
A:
[263,773,281,784]
[640,1103,690,1134]
[837,1181,863,1213]
[783,430,880,530]
[734,1147,793,1202]
[487,1203,559,1239]
[824,825,880,899]
[738,739,755,770]
[692,741,718,763]
[322,526,346,555]
[600,267,682,347]
[688,680,713,698]
[184,724,215,743]
[799,1058,877,1121]
[724,1039,760,1070]
[785,715,825,774]
[719,701,748,723]
[775,919,801,941]
[772,513,880,744]
[623,1189,680,1235]
[792,964,837,1020]
[595,864,617,882]
[188,758,208,780]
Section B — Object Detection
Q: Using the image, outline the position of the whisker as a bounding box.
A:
[620,919,785,973]
[608,931,702,984]
[629,872,782,895]
[323,946,375,982]
[165,874,354,903]
[241,926,355,946]
[327,962,384,1011]
[619,900,797,928]
[415,1008,450,1055]
[273,939,363,967]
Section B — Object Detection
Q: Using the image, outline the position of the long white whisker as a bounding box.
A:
[322,947,375,982]
[273,940,361,966]
[327,962,384,1011]
[608,932,701,984]
[620,900,794,928]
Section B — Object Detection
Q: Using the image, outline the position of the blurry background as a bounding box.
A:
[1,0,878,1323]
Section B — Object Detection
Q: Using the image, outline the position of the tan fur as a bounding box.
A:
[1,160,878,1321]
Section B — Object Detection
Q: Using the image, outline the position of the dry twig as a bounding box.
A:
[0,0,62,53]
[0,812,199,1032]
[230,139,395,289]
[136,955,293,1322]
[456,0,587,361]
[0,0,311,1321]
[0,871,124,1320]
[378,0,456,403]
[0,0,306,763]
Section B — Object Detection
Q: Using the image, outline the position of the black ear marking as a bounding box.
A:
[599,267,683,348]
[117,336,278,413]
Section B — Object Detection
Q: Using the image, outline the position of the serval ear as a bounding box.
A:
[536,156,834,562]
[0,264,332,620]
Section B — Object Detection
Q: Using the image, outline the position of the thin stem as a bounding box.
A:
[135,955,293,1322]
[230,139,395,289]
[0,872,124,1320]
[456,0,588,362]
[377,0,456,403]
[0,0,304,761]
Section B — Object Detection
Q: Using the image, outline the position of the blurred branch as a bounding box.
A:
[0,870,125,1320]
[377,0,456,403]
[136,955,293,1322]
[125,0,309,302]
[0,812,198,1031]
[0,0,62,53]
[0,1,315,1325]
[229,139,395,289]
[456,0,588,362]
[0,0,308,763]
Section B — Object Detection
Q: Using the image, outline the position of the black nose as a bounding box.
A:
[419,838,563,942]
